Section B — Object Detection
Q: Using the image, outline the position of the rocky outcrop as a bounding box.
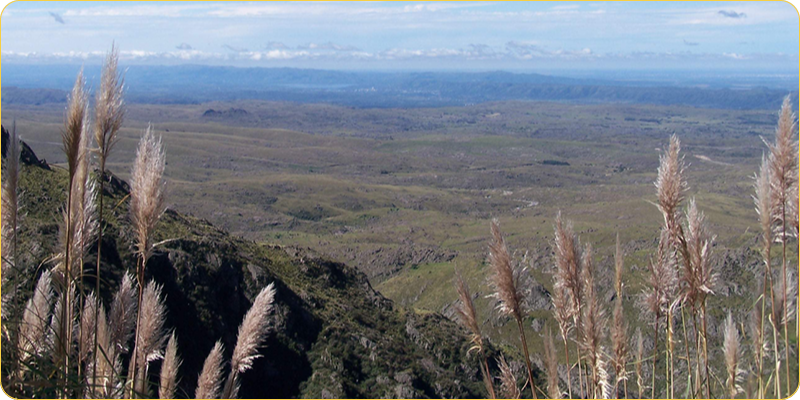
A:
[1,125,50,170]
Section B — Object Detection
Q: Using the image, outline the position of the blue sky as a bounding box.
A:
[1,1,798,71]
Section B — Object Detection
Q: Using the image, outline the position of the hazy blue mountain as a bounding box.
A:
[2,64,796,109]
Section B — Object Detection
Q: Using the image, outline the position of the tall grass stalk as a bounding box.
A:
[754,155,774,399]
[455,269,496,399]
[643,229,676,399]
[128,126,167,397]
[554,213,585,398]
[686,199,716,399]
[580,244,608,399]
[2,122,20,290]
[544,328,561,399]
[767,96,798,394]
[679,304,694,398]
[92,43,125,391]
[770,315,781,399]
[487,220,538,399]
[612,233,629,399]
[552,279,573,399]
[58,68,90,397]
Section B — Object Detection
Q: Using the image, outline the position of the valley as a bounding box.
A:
[2,98,787,352]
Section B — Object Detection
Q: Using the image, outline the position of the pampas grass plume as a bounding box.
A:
[159,331,181,399]
[724,312,742,398]
[222,283,277,399]
[497,355,520,400]
[130,125,167,263]
[196,341,225,400]
[94,44,125,164]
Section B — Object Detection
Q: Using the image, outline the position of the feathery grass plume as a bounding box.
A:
[768,96,799,229]
[2,121,21,286]
[655,135,687,245]
[131,281,168,396]
[159,332,181,400]
[544,328,561,399]
[130,125,167,265]
[196,341,225,400]
[18,270,54,370]
[487,219,537,399]
[766,95,798,395]
[554,213,584,312]
[89,283,127,400]
[724,312,742,399]
[108,272,137,359]
[455,269,496,399]
[597,357,613,400]
[551,280,574,399]
[611,234,628,399]
[79,293,99,364]
[455,270,484,353]
[554,212,585,398]
[94,43,125,165]
[581,244,607,399]
[63,69,89,181]
[221,283,277,399]
[634,328,644,399]
[685,199,716,299]
[755,156,775,249]
[488,219,524,320]
[497,355,521,400]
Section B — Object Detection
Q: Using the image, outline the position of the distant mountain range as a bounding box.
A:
[2,64,797,109]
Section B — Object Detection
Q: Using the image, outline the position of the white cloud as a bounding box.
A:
[5,45,790,67]
[663,3,794,25]
[204,2,490,18]
[722,52,749,60]
[551,5,580,11]
[62,4,211,18]
[297,42,360,51]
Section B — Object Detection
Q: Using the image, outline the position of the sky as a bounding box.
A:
[1,1,798,72]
